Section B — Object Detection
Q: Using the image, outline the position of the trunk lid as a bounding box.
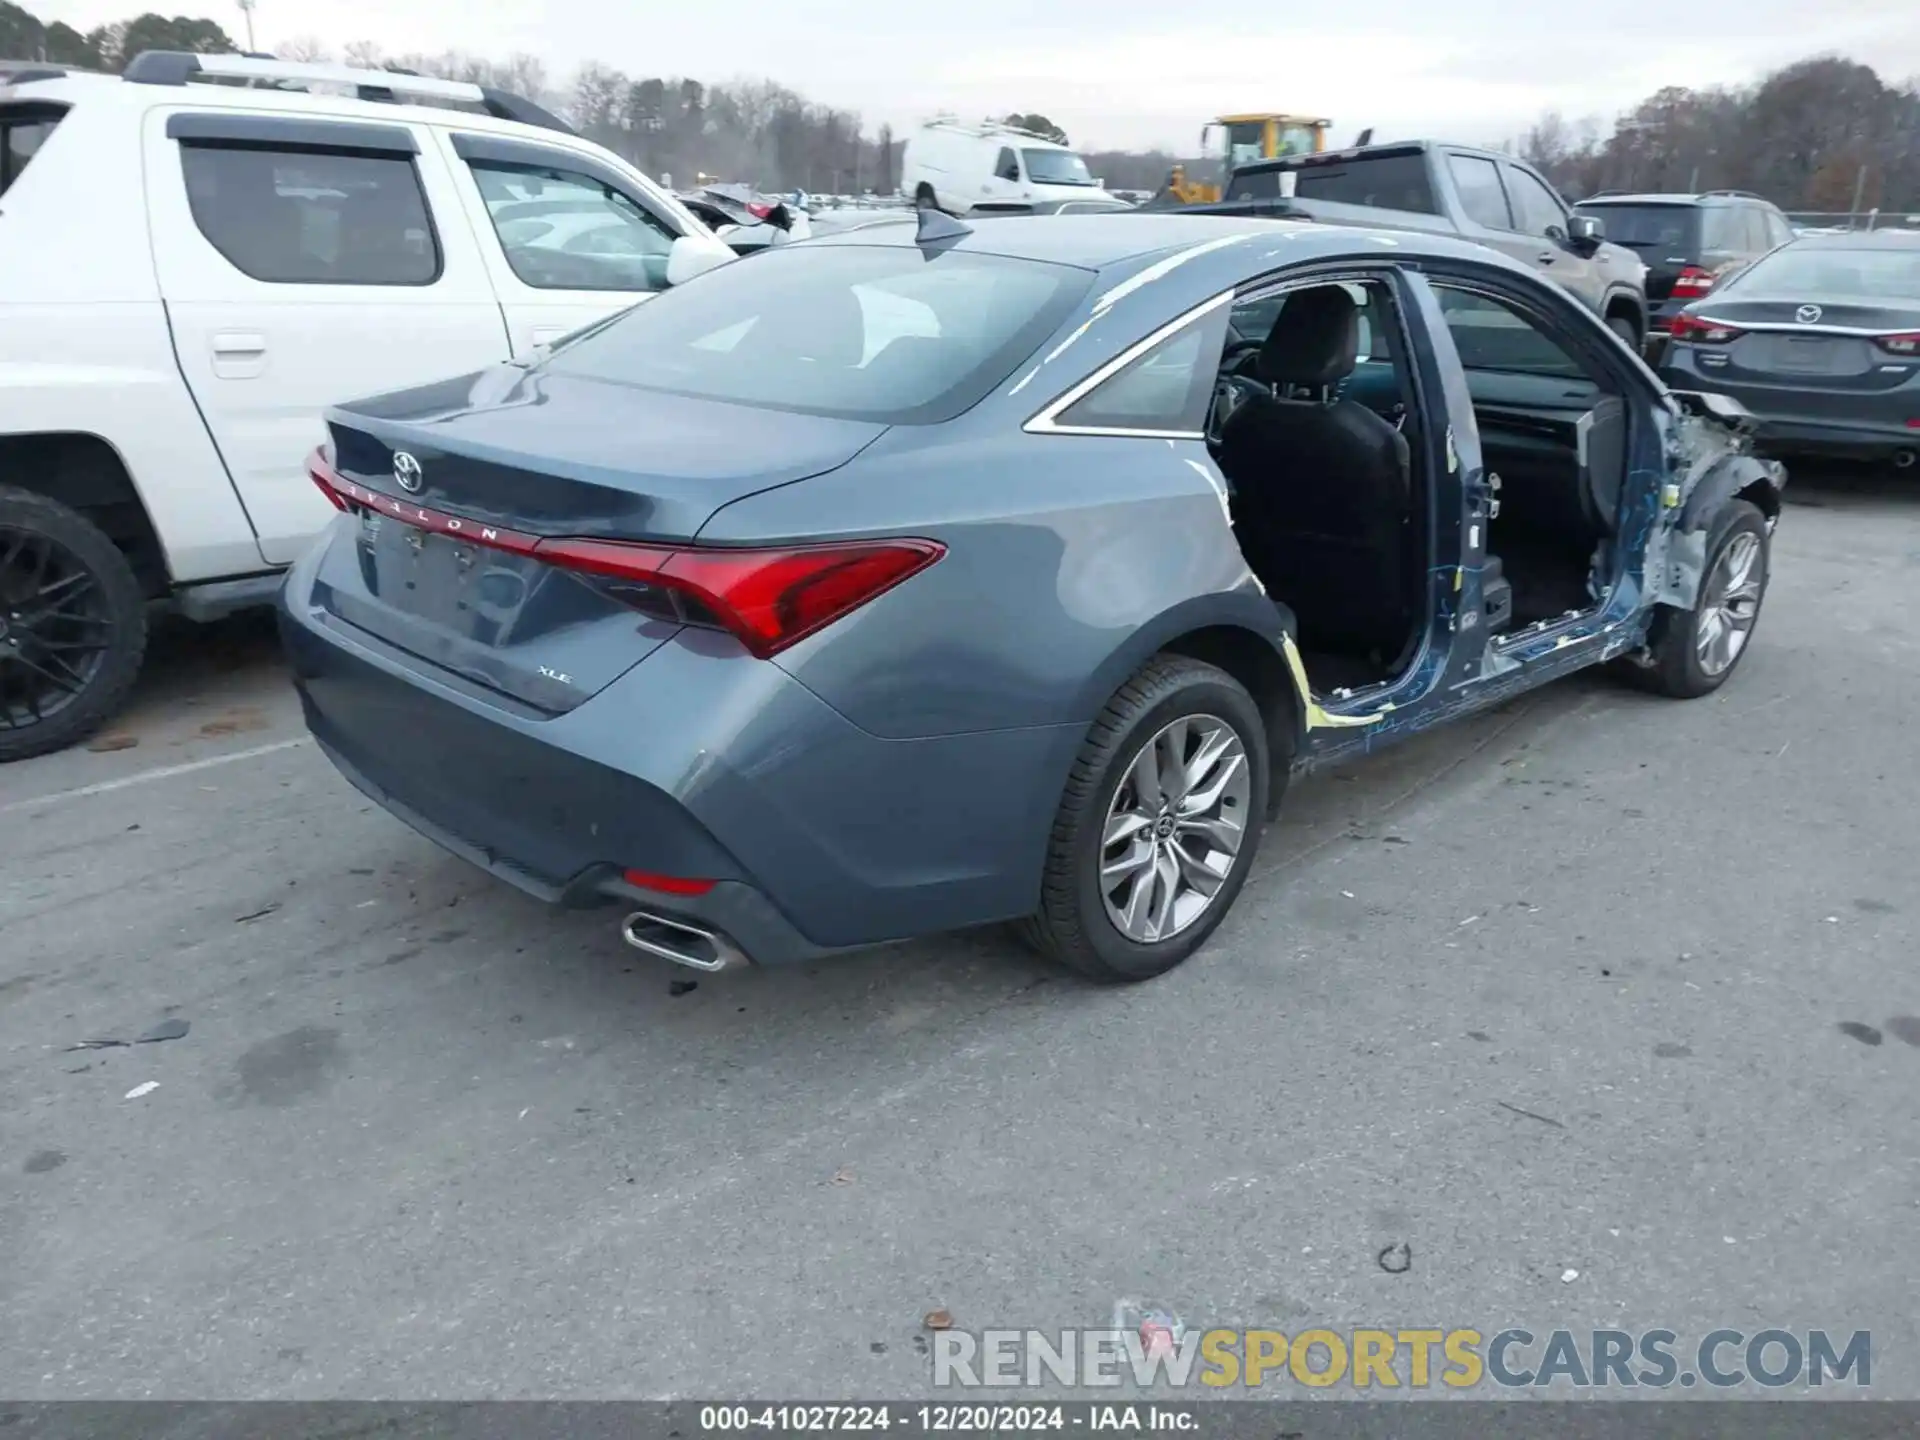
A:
[310,366,886,711]
[1695,299,1920,386]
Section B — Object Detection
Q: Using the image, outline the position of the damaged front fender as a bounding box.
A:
[1645,398,1786,610]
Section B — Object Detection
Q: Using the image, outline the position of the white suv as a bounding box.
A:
[0,52,736,759]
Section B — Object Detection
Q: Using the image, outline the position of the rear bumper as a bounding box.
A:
[1659,364,1920,460]
[279,543,1076,961]
[314,731,849,965]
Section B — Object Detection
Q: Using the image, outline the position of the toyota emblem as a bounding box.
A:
[392,451,423,493]
[1795,304,1823,325]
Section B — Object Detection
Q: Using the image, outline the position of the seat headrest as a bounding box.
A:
[1256,285,1360,388]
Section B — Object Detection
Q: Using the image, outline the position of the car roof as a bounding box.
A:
[805,211,1508,273]
[0,67,569,146]
[1785,228,1920,251]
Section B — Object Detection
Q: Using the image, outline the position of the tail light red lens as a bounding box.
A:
[309,447,350,510]
[1670,265,1716,298]
[622,869,716,897]
[306,446,946,656]
[1875,332,1920,356]
[538,536,946,658]
[1669,312,1742,345]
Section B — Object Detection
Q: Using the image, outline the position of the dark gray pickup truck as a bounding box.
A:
[1208,141,1653,349]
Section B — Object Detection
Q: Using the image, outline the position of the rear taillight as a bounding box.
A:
[539,536,945,658]
[310,447,350,510]
[1875,332,1920,356]
[1669,312,1742,345]
[1670,265,1717,298]
[305,446,945,656]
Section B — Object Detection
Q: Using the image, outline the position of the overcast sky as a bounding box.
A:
[34,0,1920,150]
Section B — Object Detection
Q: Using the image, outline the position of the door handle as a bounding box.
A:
[211,332,267,355]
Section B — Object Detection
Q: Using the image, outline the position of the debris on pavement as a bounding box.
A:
[1561,1268,1580,1284]
[1496,1100,1565,1129]
[67,1019,190,1051]
[669,979,699,997]
[923,1308,953,1330]
[1838,1022,1883,1046]
[87,734,139,753]
[1112,1300,1186,1357]
[830,1168,855,1186]
[1377,1242,1412,1274]
[124,1081,159,1100]
[234,904,280,924]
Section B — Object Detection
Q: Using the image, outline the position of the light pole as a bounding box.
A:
[235,0,257,52]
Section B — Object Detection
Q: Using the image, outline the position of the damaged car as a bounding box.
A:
[282,210,1784,985]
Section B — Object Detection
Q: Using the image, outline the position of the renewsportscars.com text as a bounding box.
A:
[932,1327,1871,1390]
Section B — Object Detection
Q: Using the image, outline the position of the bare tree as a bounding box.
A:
[274,35,331,62]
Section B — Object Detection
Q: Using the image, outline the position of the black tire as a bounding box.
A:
[1606,313,1642,351]
[0,485,148,762]
[1623,499,1769,699]
[1017,655,1270,983]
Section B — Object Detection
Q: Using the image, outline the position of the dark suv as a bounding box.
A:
[1574,191,1796,354]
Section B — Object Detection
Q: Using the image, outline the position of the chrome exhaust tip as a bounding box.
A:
[620,910,744,972]
[1894,449,1916,471]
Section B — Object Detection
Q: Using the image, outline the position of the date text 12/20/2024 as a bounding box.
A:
[699,1405,1196,1432]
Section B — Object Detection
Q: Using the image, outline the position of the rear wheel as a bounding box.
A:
[1625,499,1769,699]
[1018,655,1269,982]
[0,486,148,762]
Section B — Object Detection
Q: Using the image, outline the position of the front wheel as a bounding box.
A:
[1625,499,1769,699]
[1018,655,1269,982]
[1607,313,1643,351]
[0,485,149,762]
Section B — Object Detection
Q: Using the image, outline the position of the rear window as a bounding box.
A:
[1576,203,1701,254]
[544,245,1093,425]
[1228,154,1437,214]
[1725,243,1920,301]
[0,103,66,196]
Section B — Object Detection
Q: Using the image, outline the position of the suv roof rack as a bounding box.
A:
[0,59,77,84]
[118,51,577,136]
[1697,189,1764,201]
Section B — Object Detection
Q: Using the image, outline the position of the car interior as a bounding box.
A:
[1428,285,1626,628]
[1205,278,1626,695]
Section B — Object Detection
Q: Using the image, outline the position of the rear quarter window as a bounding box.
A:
[0,103,67,196]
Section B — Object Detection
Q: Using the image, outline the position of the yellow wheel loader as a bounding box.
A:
[1147,114,1354,208]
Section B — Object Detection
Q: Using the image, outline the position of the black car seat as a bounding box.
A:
[1216,285,1412,659]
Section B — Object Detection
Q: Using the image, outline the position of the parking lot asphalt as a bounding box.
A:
[3,470,1917,1402]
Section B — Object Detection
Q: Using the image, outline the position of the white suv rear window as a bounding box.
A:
[0,104,66,196]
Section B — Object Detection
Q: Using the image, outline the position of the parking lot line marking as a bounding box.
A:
[0,737,311,815]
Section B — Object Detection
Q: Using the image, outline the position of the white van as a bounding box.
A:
[899,118,1112,215]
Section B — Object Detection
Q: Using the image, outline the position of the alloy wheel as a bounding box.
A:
[0,524,118,733]
[1694,530,1763,677]
[1099,714,1252,944]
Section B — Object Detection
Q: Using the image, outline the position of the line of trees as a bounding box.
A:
[6,3,1915,210]
[1517,58,1920,213]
